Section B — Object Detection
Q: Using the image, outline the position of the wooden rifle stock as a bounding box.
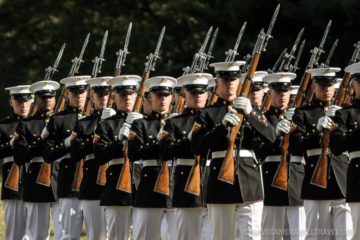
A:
[218,53,260,184]
[311,71,351,188]
[4,163,20,191]
[116,71,151,193]
[154,161,170,195]
[272,72,312,190]
[72,160,84,191]
[184,155,202,196]
[96,163,109,186]
[36,162,52,186]
[209,86,219,105]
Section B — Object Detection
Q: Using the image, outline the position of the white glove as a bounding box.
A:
[64,135,72,147]
[325,105,341,117]
[233,97,252,115]
[41,127,49,140]
[119,123,131,141]
[126,112,143,124]
[101,108,116,120]
[276,119,291,136]
[284,108,295,120]
[168,113,179,119]
[222,108,241,127]
[317,116,333,132]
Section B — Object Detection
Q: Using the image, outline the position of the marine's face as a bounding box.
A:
[216,77,240,102]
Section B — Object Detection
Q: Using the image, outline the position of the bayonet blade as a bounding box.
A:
[200,26,213,54]
[291,39,305,72]
[99,30,108,59]
[319,20,332,51]
[124,22,132,52]
[207,27,218,56]
[79,33,90,61]
[272,48,287,72]
[325,38,338,66]
[234,22,247,53]
[154,26,166,56]
[266,4,280,37]
[53,43,66,72]
[289,28,304,57]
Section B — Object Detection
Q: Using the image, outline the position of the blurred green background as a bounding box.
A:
[0,0,359,114]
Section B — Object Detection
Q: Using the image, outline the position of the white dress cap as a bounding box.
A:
[144,76,177,92]
[30,80,60,93]
[60,75,91,87]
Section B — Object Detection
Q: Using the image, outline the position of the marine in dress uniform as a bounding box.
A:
[42,75,90,240]
[330,62,360,239]
[248,71,268,110]
[290,67,352,239]
[70,76,112,240]
[128,76,176,240]
[259,72,305,240]
[190,61,276,240]
[158,73,212,240]
[93,75,142,240]
[13,80,59,240]
[0,85,32,240]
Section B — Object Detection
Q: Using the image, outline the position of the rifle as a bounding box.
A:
[107,22,132,109]
[272,21,332,190]
[32,43,67,187]
[83,30,108,116]
[117,27,166,193]
[219,4,280,184]
[56,34,90,113]
[97,24,133,186]
[305,37,339,104]
[202,27,219,72]
[209,22,247,106]
[311,41,360,188]
[289,39,306,73]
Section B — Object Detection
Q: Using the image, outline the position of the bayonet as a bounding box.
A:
[202,27,219,71]
[282,28,304,71]
[261,4,280,52]
[68,33,90,77]
[145,26,166,73]
[115,22,132,71]
[349,41,360,65]
[44,43,66,80]
[289,39,305,73]
[225,22,247,62]
[313,20,332,67]
[322,38,338,67]
[270,48,287,73]
[91,30,108,77]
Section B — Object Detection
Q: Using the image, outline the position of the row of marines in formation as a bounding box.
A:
[1,60,360,240]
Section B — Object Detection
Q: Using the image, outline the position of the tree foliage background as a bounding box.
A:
[0,0,359,114]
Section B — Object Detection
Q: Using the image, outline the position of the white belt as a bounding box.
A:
[212,150,255,159]
[290,155,306,164]
[143,160,159,167]
[264,155,281,163]
[56,153,71,162]
[30,157,43,163]
[134,160,143,165]
[85,154,95,161]
[350,151,360,159]
[3,156,14,164]
[177,158,194,166]
[306,148,322,157]
[109,158,124,166]
[206,160,211,166]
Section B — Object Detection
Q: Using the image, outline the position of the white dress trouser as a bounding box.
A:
[236,201,263,240]
[3,199,27,240]
[59,198,83,240]
[104,206,132,240]
[161,209,177,240]
[201,208,212,240]
[22,202,50,240]
[132,208,164,240]
[175,208,203,240]
[208,204,237,240]
[348,203,360,240]
[304,199,353,240]
[262,206,306,240]
[51,201,62,240]
[81,200,106,240]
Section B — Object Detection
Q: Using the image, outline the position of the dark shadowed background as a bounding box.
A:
[0,0,359,114]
